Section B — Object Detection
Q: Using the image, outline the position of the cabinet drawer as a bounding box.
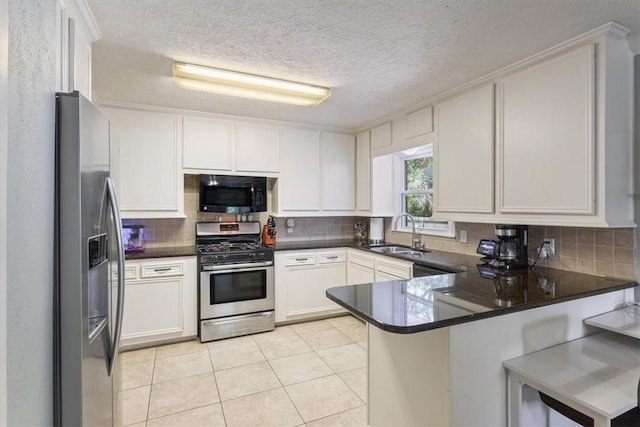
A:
[140,262,184,278]
[376,259,412,279]
[319,253,346,264]
[349,252,375,269]
[113,264,138,281]
[285,255,317,266]
[124,265,137,280]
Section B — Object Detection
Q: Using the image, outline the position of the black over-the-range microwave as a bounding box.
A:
[199,174,267,213]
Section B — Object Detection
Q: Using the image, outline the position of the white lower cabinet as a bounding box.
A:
[275,249,347,322]
[347,250,375,285]
[118,256,197,348]
[348,249,413,284]
[374,256,413,281]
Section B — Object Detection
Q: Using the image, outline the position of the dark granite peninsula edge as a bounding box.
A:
[124,245,196,260]
[326,267,637,334]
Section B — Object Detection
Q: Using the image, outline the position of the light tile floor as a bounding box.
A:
[116,315,368,427]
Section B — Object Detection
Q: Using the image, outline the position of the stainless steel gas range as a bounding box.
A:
[196,221,275,342]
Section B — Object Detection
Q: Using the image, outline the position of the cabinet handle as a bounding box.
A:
[326,256,339,260]
[295,258,308,262]
[154,267,171,273]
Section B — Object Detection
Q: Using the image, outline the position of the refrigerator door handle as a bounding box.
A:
[106,177,125,376]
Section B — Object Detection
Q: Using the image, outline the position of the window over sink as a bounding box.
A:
[395,144,455,238]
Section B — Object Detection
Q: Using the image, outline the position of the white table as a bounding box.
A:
[584,304,640,339]
[503,331,640,427]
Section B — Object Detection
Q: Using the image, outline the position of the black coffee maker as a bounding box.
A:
[477,224,528,269]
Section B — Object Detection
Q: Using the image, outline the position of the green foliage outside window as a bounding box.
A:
[404,157,433,218]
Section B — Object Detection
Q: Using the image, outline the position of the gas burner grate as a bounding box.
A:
[197,242,265,253]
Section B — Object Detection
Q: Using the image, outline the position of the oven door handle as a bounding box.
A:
[202,261,273,273]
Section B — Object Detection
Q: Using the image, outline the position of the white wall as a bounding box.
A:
[635,54,640,299]
[6,1,56,425]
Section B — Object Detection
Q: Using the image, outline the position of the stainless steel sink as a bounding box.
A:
[370,246,412,254]
[370,246,430,257]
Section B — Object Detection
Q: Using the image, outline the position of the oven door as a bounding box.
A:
[200,262,274,319]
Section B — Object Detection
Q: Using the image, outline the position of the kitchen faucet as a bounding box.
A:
[394,213,424,250]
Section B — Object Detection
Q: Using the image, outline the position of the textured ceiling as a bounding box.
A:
[88,0,640,129]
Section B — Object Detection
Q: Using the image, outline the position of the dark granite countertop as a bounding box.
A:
[327,265,637,334]
[273,239,472,272]
[125,246,196,260]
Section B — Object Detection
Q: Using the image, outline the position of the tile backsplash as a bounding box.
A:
[122,175,270,248]
[273,216,356,242]
[384,220,637,280]
[124,176,636,280]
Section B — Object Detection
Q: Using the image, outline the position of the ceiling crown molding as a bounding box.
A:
[61,0,102,41]
[626,32,640,55]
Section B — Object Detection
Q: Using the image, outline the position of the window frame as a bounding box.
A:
[394,145,456,238]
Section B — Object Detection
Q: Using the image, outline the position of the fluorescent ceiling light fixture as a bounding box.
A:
[173,62,331,106]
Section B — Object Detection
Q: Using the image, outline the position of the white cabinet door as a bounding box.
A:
[371,154,395,216]
[356,130,371,212]
[121,277,183,340]
[374,271,405,282]
[499,46,594,214]
[286,263,344,317]
[321,132,355,211]
[275,250,347,322]
[436,83,494,213]
[347,262,375,285]
[69,18,92,101]
[236,124,280,173]
[281,128,320,211]
[371,122,392,150]
[406,106,434,140]
[105,108,184,218]
[182,116,233,171]
[120,257,196,348]
[375,257,413,280]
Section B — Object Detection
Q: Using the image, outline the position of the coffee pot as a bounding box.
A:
[477,224,528,269]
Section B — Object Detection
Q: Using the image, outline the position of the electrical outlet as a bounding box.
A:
[543,238,555,256]
[460,230,467,243]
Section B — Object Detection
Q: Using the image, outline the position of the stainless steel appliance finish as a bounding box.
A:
[54,92,125,426]
[476,224,528,269]
[197,221,275,342]
[199,174,267,213]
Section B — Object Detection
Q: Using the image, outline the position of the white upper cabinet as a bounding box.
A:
[426,23,633,227]
[370,106,436,157]
[104,107,184,218]
[273,128,357,216]
[55,0,101,100]
[435,83,494,214]
[181,117,280,176]
[356,130,372,212]
[278,128,321,211]
[235,124,280,173]
[321,132,356,211]
[355,130,394,217]
[182,117,234,171]
[371,122,392,151]
[499,46,594,214]
[406,105,434,140]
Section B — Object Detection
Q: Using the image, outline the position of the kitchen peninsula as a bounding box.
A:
[327,262,637,426]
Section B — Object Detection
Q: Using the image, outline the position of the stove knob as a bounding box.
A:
[249,253,256,258]
[257,253,265,257]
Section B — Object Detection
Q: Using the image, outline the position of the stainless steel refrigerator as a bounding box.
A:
[54,92,125,426]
